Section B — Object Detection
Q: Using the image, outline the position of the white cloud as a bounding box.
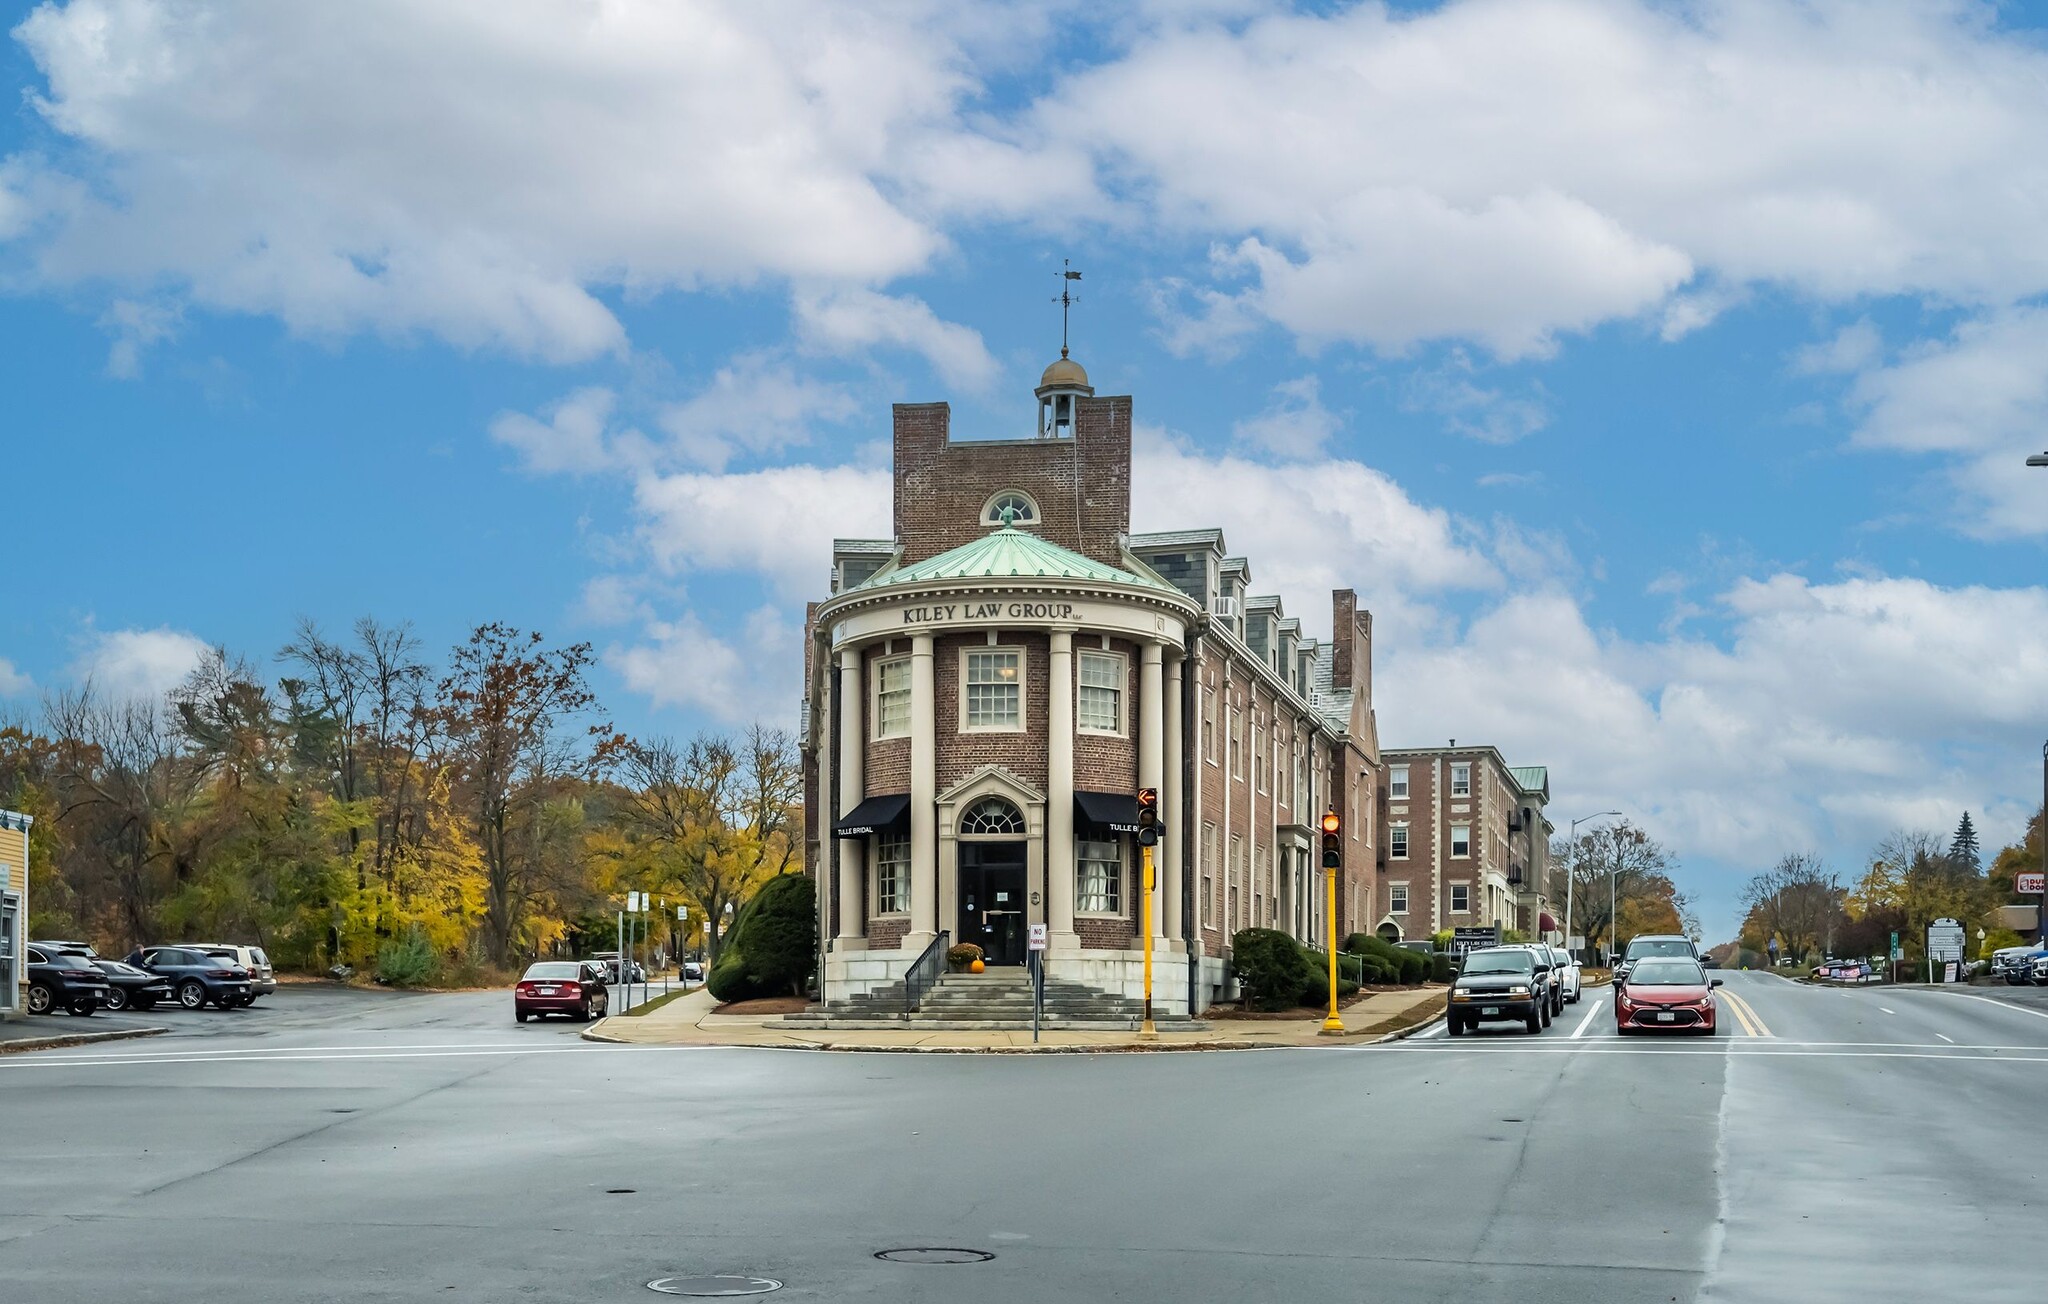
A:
[489,387,622,476]
[1793,319,1883,376]
[634,462,891,598]
[1231,375,1341,458]
[0,658,32,696]
[793,287,999,391]
[609,605,800,726]
[1043,1,2048,355]
[71,626,209,702]
[7,0,996,360]
[1842,306,2048,536]
[1401,351,1550,444]
[96,297,180,379]
[657,354,860,472]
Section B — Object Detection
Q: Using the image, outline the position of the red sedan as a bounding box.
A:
[514,961,610,1022]
[1615,957,1722,1035]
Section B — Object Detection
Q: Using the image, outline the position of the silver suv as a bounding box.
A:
[189,943,276,1001]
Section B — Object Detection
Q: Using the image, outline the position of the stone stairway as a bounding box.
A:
[782,968,1205,1031]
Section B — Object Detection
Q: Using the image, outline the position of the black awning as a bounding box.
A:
[833,794,911,839]
[1075,791,1140,836]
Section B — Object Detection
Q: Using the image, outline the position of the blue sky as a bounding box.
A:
[4,0,2047,940]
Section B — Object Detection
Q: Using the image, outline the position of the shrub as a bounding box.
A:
[1299,947,1360,1001]
[947,943,984,967]
[706,873,818,1001]
[1429,952,1456,984]
[374,928,441,988]
[1981,928,2025,959]
[1343,933,1428,984]
[1232,928,1317,1011]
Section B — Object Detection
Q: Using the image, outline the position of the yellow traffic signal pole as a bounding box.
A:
[1320,808,1345,1035]
[1139,842,1157,1038]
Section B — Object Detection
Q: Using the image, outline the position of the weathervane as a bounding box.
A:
[1053,259,1082,358]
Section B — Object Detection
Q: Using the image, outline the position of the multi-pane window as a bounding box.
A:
[874,657,910,739]
[1229,709,1241,776]
[1450,883,1471,913]
[964,649,1022,729]
[1202,696,1216,764]
[1254,724,1266,792]
[982,490,1039,526]
[1390,883,1409,914]
[1202,824,1217,924]
[1388,765,1409,800]
[960,797,1026,835]
[1076,840,1122,913]
[1450,824,1471,857]
[1451,762,1471,797]
[1078,652,1123,733]
[1389,825,1408,858]
[876,835,909,915]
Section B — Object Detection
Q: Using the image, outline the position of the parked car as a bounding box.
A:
[187,944,275,1001]
[23,944,113,1015]
[124,946,253,1010]
[93,958,173,1011]
[1546,944,1583,1005]
[681,959,704,983]
[1445,946,1550,1036]
[587,952,644,983]
[1992,946,2042,983]
[1616,957,1722,1035]
[514,961,610,1022]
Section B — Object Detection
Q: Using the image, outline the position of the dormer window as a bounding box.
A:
[982,490,1040,529]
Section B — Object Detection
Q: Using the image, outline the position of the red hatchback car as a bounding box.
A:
[514,961,610,1022]
[1615,957,1722,1035]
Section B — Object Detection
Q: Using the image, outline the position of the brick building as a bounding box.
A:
[800,354,1380,1016]
[1373,745,1553,942]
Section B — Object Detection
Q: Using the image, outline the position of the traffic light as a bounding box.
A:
[1136,787,1159,846]
[1321,808,1341,868]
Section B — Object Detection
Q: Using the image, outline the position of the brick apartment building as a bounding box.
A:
[1374,746,1553,942]
[800,353,1380,1016]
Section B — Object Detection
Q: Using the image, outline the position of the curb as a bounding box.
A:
[0,1026,169,1056]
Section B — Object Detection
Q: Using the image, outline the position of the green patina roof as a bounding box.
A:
[848,526,1183,596]
[1509,766,1550,794]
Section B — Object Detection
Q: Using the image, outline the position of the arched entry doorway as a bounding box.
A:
[958,797,1028,965]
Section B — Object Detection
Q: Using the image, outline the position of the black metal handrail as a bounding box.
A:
[904,929,950,1017]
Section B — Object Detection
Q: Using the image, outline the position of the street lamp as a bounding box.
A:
[1565,811,1620,962]
[2029,453,2048,467]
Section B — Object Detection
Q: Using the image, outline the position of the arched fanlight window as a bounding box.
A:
[959,797,1026,835]
[981,490,1040,528]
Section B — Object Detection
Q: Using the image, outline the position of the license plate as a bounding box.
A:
[537,987,557,995]
[1656,1012,1675,1022]
[1482,1007,1500,1016]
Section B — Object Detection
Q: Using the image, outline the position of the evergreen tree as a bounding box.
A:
[1950,811,1982,873]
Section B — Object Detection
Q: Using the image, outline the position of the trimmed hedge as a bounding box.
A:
[1341,933,1429,984]
[1301,948,1362,1002]
[1231,928,1317,1011]
[707,873,817,1001]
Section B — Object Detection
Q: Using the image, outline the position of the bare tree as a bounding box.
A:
[1740,853,1843,960]
[42,684,185,944]
[1551,821,1680,954]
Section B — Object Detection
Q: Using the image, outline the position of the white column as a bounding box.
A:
[1139,641,1166,942]
[835,648,865,946]
[1047,628,1077,948]
[1162,649,1184,944]
[908,634,938,947]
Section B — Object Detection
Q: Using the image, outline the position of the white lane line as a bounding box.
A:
[1936,1033,1955,1043]
[1878,1007,1897,1015]
[1570,1001,1603,1039]
[1939,992,2048,1023]
[22,1039,554,1059]
[1392,1046,2048,1062]
[0,1045,633,1069]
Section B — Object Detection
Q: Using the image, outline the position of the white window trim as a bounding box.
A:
[979,488,1043,528]
[1450,823,1472,859]
[1076,649,1128,737]
[1389,881,1410,914]
[1074,837,1128,918]
[1388,765,1409,800]
[1450,762,1472,797]
[871,654,911,742]
[1449,882,1472,913]
[872,836,911,918]
[958,644,1028,733]
[1388,823,1409,859]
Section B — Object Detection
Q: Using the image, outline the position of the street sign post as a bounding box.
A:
[1927,918,1965,983]
[1452,926,1501,959]
[1026,925,1047,1044]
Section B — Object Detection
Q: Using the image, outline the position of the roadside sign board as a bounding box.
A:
[1927,918,1965,963]
[2019,872,2047,895]
[1452,926,1501,957]
[1027,923,1048,952]
[1890,930,1902,961]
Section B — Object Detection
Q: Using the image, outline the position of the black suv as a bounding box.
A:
[1446,946,1554,1036]
[125,946,253,1010]
[24,944,113,1016]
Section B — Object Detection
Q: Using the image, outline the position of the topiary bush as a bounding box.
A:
[1232,928,1317,1011]
[1299,947,1361,1002]
[374,928,441,988]
[707,873,818,1001]
[1430,952,1456,984]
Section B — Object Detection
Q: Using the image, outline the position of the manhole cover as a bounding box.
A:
[646,1276,781,1296]
[874,1248,995,1264]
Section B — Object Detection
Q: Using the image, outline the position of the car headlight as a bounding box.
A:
[1506,985,1530,996]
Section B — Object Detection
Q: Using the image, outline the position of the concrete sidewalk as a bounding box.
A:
[584,984,1447,1053]
[0,1020,167,1055]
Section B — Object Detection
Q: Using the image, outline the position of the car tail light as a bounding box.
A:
[64,969,99,980]
[208,969,236,979]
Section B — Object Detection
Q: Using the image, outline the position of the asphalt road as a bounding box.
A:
[2,972,2042,1303]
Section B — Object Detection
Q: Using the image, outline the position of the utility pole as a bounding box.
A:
[1320,809,1345,1035]
[1566,811,1620,963]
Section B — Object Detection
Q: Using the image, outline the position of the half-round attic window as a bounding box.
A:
[959,797,1026,835]
[982,490,1040,529]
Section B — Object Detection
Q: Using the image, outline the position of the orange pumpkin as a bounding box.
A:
[969,959,985,973]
